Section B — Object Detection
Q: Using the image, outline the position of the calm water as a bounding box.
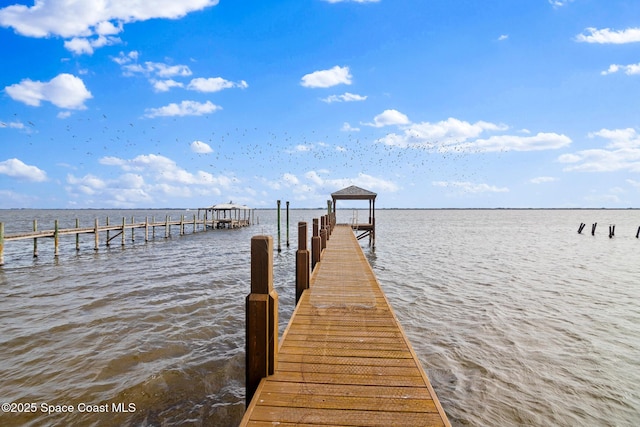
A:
[0,209,638,426]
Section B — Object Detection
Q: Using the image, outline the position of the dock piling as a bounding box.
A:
[33,220,38,257]
[296,222,310,305]
[54,220,59,258]
[246,235,279,407]
[286,201,290,248]
[277,200,282,252]
[311,218,320,270]
[94,218,99,251]
[592,222,597,236]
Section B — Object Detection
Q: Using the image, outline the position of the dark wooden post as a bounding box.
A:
[277,200,282,252]
[246,235,279,407]
[591,222,597,236]
[320,216,327,251]
[33,219,38,258]
[296,222,310,304]
[312,218,321,270]
[54,219,59,258]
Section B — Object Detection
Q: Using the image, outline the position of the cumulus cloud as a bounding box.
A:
[601,63,640,76]
[375,115,570,153]
[498,34,509,41]
[0,0,219,54]
[432,181,509,194]
[5,73,92,109]
[363,109,411,128]
[558,128,640,172]
[530,176,558,184]
[321,92,367,103]
[187,77,248,92]
[549,0,573,7]
[576,27,640,44]
[0,158,47,182]
[144,100,221,118]
[190,140,213,154]
[301,66,352,88]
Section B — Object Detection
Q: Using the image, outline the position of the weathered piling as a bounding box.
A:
[320,215,327,251]
[33,220,38,257]
[277,200,282,252]
[311,218,320,270]
[609,225,615,239]
[592,222,597,236]
[296,222,310,305]
[54,220,59,258]
[246,235,279,407]
[94,219,99,250]
[286,201,290,248]
[578,222,586,234]
[636,226,640,239]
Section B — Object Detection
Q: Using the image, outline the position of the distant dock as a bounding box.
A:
[242,208,450,425]
[0,209,254,266]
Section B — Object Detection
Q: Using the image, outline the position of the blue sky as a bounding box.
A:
[1,0,640,208]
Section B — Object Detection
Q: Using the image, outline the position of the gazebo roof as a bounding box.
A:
[331,185,377,200]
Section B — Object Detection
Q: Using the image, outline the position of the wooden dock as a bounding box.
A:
[241,224,450,426]
[0,213,252,265]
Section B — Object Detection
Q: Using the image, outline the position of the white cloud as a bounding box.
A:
[376,116,570,152]
[152,79,184,92]
[601,63,640,76]
[301,66,352,88]
[5,73,92,110]
[432,181,509,194]
[549,0,573,8]
[0,0,219,53]
[498,34,509,41]
[190,140,213,154]
[576,27,640,44]
[363,109,411,128]
[0,158,48,182]
[559,128,640,172]
[187,77,248,92]
[321,92,367,103]
[64,35,121,55]
[144,100,221,118]
[530,176,558,184]
[122,61,192,78]
[341,122,360,132]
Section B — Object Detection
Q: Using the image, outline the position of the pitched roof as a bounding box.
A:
[331,185,377,200]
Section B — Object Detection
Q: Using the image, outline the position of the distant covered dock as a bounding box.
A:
[331,185,376,246]
[197,202,253,229]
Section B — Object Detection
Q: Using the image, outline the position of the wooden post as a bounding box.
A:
[152,216,156,239]
[54,219,59,258]
[592,222,597,236]
[0,222,4,266]
[33,219,38,257]
[94,218,99,251]
[320,216,327,252]
[106,217,110,247]
[636,226,640,238]
[578,223,585,234]
[121,217,126,247]
[311,218,321,270]
[145,217,149,242]
[131,216,135,242]
[165,215,170,238]
[296,222,310,305]
[276,200,282,252]
[246,235,278,407]
[193,214,197,233]
[180,215,185,235]
[286,201,290,248]
[609,225,615,239]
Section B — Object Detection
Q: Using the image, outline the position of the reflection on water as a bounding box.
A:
[1,209,639,426]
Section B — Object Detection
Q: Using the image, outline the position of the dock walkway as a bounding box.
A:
[241,224,450,426]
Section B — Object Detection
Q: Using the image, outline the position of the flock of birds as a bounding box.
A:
[6,110,489,199]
